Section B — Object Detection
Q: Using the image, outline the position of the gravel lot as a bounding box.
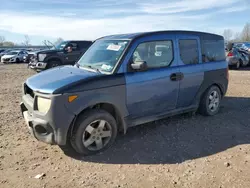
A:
[0,63,250,188]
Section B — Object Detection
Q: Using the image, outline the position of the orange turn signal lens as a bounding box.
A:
[68,95,78,103]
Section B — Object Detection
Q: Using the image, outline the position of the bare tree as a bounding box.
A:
[233,32,242,42]
[23,35,30,46]
[223,29,233,42]
[54,37,64,46]
[0,36,5,46]
[241,23,250,42]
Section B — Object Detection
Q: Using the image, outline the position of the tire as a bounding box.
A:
[235,61,240,70]
[70,109,118,156]
[46,60,61,69]
[16,58,20,63]
[239,59,244,67]
[199,86,222,116]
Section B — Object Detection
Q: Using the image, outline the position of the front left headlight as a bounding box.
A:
[38,54,47,62]
[37,97,51,113]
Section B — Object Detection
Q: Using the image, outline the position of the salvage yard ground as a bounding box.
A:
[0,63,250,188]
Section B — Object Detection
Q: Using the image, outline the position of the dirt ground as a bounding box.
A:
[0,63,250,188]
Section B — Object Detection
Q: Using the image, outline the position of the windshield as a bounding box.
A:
[77,40,129,73]
[53,41,68,50]
[7,51,18,55]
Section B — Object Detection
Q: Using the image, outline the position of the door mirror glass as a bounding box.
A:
[131,60,148,71]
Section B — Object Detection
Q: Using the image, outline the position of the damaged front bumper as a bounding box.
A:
[20,91,75,146]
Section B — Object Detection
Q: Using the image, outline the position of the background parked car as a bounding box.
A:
[233,42,250,60]
[28,40,93,72]
[23,51,37,63]
[0,49,12,62]
[1,50,28,64]
[226,48,249,69]
[233,42,250,51]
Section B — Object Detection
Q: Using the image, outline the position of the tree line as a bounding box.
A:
[223,23,250,42]
[0,35,31,47]
[0,35,63,47]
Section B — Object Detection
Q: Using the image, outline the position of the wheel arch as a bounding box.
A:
[45,57,62,68]
[193,79,227,108]
[67,102,127,143]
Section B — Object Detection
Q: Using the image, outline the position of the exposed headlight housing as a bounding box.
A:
[38,54,47,62]
[37,97,51,114]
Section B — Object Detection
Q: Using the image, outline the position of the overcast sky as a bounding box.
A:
[0,0,249,44]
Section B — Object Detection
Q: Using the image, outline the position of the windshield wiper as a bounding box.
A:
[87,65,101,73]
[79,64,101,73]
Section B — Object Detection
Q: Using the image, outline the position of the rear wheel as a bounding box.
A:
[199,86,222,116]
[70,109,118,156]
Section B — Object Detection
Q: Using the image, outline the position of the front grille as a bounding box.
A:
[3,58,10,61]
[24,84,34,98]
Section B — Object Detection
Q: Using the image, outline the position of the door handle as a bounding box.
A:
[170,73,178,81]
[170,72,184,81]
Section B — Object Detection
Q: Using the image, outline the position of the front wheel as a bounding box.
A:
[199,86,222,116]
[46,61,60,69]
[70,109,118,156]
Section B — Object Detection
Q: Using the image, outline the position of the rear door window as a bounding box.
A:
[179,39,199,65]
[69,43,79,51]
[78,41,92,50]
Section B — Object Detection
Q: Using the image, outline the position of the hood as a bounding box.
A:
[37,49,62,55]
[2,55,16,59]
[26,66,100,94]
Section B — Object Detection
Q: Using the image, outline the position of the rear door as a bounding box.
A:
[176,35,204,108]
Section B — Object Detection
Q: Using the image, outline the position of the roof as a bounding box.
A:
[99,30,223,40]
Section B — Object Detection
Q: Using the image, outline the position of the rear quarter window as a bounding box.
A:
[202,40,225,63]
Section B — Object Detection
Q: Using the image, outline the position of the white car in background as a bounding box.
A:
[1,50,28,64]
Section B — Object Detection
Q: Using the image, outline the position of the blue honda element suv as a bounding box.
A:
[20,31,228,155]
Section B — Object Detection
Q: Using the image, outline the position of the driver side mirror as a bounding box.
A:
[131,60,148,71]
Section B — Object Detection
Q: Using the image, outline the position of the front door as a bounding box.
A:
[125,35,180,119]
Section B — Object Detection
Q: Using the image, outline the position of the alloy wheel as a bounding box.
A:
[82,120,112,151]
[208,91,220,112]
